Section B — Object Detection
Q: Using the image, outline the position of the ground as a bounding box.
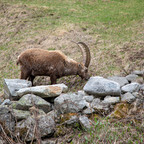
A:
[0,0,144,143]
[0,0,144,93]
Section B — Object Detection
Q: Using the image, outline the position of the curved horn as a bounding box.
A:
[77,42,91,68]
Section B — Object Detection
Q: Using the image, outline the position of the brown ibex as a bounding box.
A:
[17,42,91,85]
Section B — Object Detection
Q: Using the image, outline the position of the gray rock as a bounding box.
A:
[64,115,79,125]
[0,99,2,105]
[79,115,92,130]
[77,90,87,96]
[41,140,56,144]
[121,92,136,103]
[83,76,121,97]
[132,92,140,98]
[140,84,144,91]
[12,109,31,121]
[1,99,11,105]
[91,98,110,114]
[4,79,32,100]
[108,76,129,87]
[82,107,95,115]
[54,93,88,114]
[16,111,55,141]
[102,96,120,104]
[83,95,94,103]
[17,85,64,98]
[54,83,68,93]
[91,98,109,113]
[0,138,6,144]
[91,98,101,104]
[0,105,15,132]
[12,94,51,113]
[121,83,140,93]
[132,70,144,77]
[126,74,138,82]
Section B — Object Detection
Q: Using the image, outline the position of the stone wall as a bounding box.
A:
[0,70,144,143]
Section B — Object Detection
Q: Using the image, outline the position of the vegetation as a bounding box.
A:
[0,0,144,143]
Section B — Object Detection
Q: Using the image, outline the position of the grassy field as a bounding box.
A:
[0,0,144,92]
[0,0,144,143]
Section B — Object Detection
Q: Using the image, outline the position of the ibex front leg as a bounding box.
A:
[50,75,57,84]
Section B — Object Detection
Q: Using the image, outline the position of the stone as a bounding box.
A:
[30,107,46,116]
[54,83,68,93]
[79,115,92,130]
[126,74,138,82]
[12,94,51,113]
[108,76,129,87]
[140,84,144,91]
[132,92,141,99]
[17,85,64,98]
[132,70,144,77]
[0,138,6,144]
[64,115,79,125]
[4,79,32,100]
[91,98,110,114]
[0,105,15,132]
[121,83,140,93]
[102,96,120,104]
[0,99,2,105]
[83,76,121,97]
[82,107,95,115]
[1,99,11,105]
[54,93,88,114]
[83,95,94,103]
[77,90,87,96]
[41,140,56,144]
[12,109,31,121]
[16,111,55,141]
[121,92,136,103]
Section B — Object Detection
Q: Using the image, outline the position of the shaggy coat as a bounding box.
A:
[17,42,91,85]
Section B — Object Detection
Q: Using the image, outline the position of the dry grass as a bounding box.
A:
[0,1,144,92]
[0,1,143,142]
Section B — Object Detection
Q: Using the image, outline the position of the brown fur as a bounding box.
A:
[17,48,89,85]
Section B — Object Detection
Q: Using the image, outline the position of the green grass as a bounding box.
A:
[72,117,144,144]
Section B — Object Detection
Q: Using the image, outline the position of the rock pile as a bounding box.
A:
[0,70,144,143]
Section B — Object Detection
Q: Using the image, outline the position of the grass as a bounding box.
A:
[80,120,144,144]
[0,2,143,142]
[52,114,144,144]
[0,0,144,91]
[0,1,143,143]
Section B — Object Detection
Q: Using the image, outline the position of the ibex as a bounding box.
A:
[17,42,91,85]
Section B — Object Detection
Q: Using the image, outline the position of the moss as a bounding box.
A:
[54,125,67,137]
[110,102,130,119]
[89,113,101,121]
[11,101,17,109]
